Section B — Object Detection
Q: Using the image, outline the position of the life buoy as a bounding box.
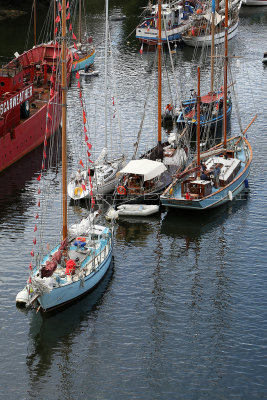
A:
[74,186,83,196]
[117,185,127,196]
[77,237,86,242]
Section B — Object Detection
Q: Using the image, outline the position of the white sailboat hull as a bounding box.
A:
[182,20,239,47]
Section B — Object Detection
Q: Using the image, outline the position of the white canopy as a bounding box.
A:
[119,159,167,181]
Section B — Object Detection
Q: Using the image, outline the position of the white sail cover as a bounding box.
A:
[203,11,224,26]
[118,159,167,181]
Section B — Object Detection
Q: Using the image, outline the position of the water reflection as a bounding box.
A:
[25,263,114,392]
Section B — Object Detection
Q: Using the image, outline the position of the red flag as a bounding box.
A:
[58,2,62,11]
[29,263,33,271]
[82,184,86,191]
[72,32,77,40]
[38,188,41,194]
[36,213,39,220]
[34,225,37,232]
[75,71,80,79]
[91,198,95,208]
[77,81,81,88]
[87,152,91,157]
[44,138,47,146]
[74,53,79,60]
[31,250,34,257]
[67,1,70,8]
[54,27,58,35]
[33,238,36,245]
[47,113,52,120]
[53,65,56,72]
[43,150,47,159]
[74,42,77,50]
[66,11,70,20]
[79,159,84,167]
[38,201,40,207]
[37,174,41,181]
[79,91,82,98]
[84,126,87,134]
[87,142,92,150]
[55,15,60,23]
[41,162,44,170]
[88,159,93,164]
[69,22,72,31]
[85,134,88,141]
[28,277,32,284]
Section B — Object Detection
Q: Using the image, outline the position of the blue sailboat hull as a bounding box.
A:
[37,246,113,312]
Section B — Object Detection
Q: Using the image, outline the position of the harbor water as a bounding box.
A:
[0,2,267,399]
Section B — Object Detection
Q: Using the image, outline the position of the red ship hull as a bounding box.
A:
[0,43,72,173]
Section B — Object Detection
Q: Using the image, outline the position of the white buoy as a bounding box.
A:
[228,190,233,201]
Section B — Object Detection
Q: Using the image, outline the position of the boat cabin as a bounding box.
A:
[118,159,167,196]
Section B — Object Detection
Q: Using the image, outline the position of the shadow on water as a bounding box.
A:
[160,192,249,240]
[22,262,114,386]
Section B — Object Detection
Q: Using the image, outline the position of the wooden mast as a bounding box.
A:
[34,0,37,46]
[197,66,201,167]
[62,0,68,240]
[79,0,82,44]
[223,0,228,148]
[157,0,162,156]
[210,0,215,92]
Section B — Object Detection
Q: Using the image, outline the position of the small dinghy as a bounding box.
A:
[262,52,267,64]
[80,69,99,77]
[106,204,159,219]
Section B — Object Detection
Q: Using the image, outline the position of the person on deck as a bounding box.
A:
[213,164,221,188]
[75,169,83,185]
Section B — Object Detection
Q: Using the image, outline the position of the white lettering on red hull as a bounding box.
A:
[0,84,33,117]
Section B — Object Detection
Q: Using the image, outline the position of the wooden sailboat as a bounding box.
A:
[160,0,254,211]
[182,0,242,47]
[16,0,113,313]
[70,0,96,72]
[68,0,125,201]
[113,0,187,207]
[176,0,232,136]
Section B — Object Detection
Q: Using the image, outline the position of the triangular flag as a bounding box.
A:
[69,22,72,31]
[58,2,62,11]
[85,134,88,141]
[38,188,41,194]
[29,263,33,271]
[74,42,77,50]
[66,11,70,20]
[54,27,58,35]
[43,150,47,159]
[82,184,86,191]
[55,15,60,23]
[77,81,81,88]
[75,71,80,79]
[79,159,84,167]
[35,213,39,220]
[87,142,92,150]
[72,32,77,40]
[34,225,37,232]
[67,1,70,8]
[37,174,41,181]
[33,238,36,245]
[38,201,40,207]
[31,250,34,257]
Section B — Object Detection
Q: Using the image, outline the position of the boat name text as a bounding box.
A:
[0,85,33,117]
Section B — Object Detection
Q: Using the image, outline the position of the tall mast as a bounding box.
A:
[54,0,56,42]
[223,0,228,148]
[104,0,108,150]
[157,0,162,150]
[210,0,215,92]
[197,67,201,167]
[79,0,82,44]
[34,0,37,46]
[62,0,68,240]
